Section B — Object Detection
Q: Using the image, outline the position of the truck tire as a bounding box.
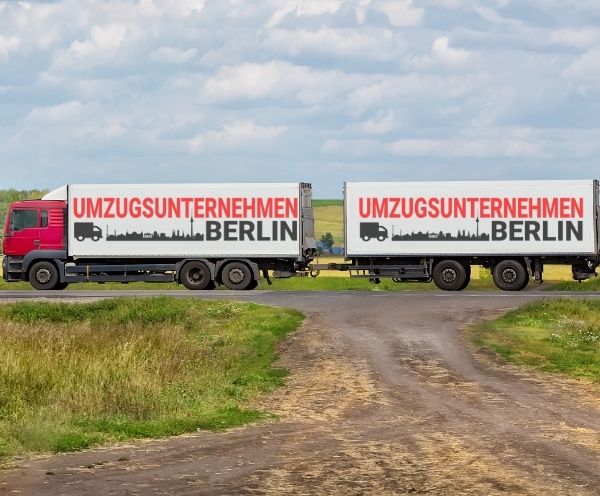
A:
[492,260,529,291]
[28,261,60,290]
[55,282,70,290]
[221,261,254,290]
[180,261,214,290]
[459,266,472,290]
[432,260,468,291]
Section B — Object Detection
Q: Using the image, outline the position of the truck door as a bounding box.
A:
[3,208,40,256]
[38,208,66,250]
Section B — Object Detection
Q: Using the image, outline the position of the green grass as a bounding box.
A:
[0,297,303,460]
[469,299,600,381]
[547,277,600,291]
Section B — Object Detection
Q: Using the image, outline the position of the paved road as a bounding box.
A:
[1,290,599,495]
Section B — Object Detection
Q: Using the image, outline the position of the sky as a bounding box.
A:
[1,0,600,198]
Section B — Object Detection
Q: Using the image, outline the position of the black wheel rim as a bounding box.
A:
[441,268,457,283]
[502,268,517,283]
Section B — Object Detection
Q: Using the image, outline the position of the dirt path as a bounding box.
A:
[1,291,599,495]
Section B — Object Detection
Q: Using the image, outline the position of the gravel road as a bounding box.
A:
[1,290,599,495]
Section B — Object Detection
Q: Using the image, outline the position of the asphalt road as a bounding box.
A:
[1,290,599,495]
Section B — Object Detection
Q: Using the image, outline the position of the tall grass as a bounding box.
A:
[469,299,600,381]
[0,297,303,459]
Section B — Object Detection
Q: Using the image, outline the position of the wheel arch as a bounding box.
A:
[22,250,67,273]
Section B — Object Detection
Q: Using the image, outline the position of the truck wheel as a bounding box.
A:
[55,282,69,290]
[180,261,213,290]
[459,267,471,290]
[361,235,370,241]
[221,261,254,290]
[493,260,529,291]
[76,235,85,241]
[28,261,60,290]
[432,260,468,291]
[377,235,386,241]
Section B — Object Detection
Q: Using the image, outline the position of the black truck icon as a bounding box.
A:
[360,222,389,242]
[74,222,103,242]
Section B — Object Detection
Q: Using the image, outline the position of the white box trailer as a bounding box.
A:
[3,183,316,290]
[316,180,600,291]
[67,183,309,259]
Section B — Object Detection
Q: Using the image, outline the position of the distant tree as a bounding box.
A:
[320,232,334,252]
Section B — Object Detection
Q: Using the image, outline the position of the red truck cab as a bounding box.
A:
[3,200,66,256]
[3,200,67,286]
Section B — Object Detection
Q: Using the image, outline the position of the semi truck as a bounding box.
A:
[313,180,600,291]
[2,183,317,290]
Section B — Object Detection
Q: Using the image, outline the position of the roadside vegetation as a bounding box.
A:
[547,278,600,292]
[469,299,600,381]
[0,297,302,460]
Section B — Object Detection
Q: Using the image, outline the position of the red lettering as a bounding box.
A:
[86,198,102,218]
[129,197,141,218]
[73,198,85,218]
[104,197,115,218]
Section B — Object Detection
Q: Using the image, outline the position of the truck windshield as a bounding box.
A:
[11,209,38,231]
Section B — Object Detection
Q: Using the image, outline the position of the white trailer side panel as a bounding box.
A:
[346,180,597,257]
[68,183,302,258]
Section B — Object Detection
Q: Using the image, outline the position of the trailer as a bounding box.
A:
[2,183,317,290]
[313,180,600,291]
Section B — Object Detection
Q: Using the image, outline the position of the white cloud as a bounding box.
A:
[188,119,286,153]
[431,37,470,64]
[373,0,424,27]
[474,6,522,26]
[26,101,87,124]
[47,22,147,75]
[324,135,546,159]
[550,28,600,48]
[346,72,487,116]
[265,1,344,28]
[201,61,368,106]
[149,46,198,64]
[563,48,600,82]
[357,111,397,134]
[408,36,472,69]
[0,35,20,61]
[262,27,404,61]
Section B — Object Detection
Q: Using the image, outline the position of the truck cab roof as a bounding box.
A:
[9,199,66,209]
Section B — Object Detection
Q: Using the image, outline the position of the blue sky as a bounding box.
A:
[1,0,600,197]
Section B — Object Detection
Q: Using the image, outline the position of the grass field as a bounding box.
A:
[469,299,600,381]
[0,297,302,459]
